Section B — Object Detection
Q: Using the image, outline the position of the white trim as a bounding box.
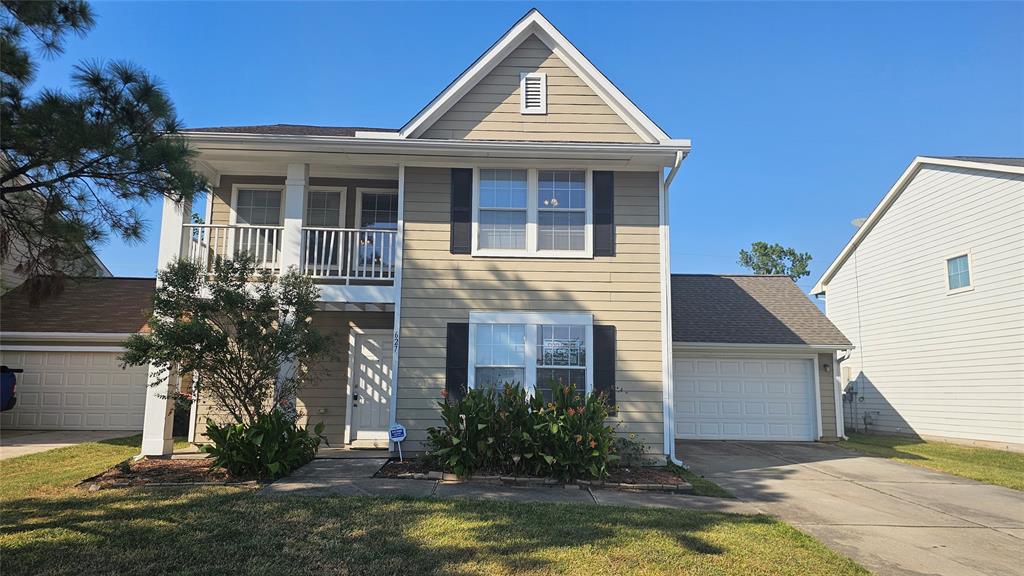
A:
[467,312,594,398]
[812,355,823,439]
[230,183,284,226]
[0,331,138,342]
[944,250,974,294]
[519,72,547,115]
[673,342,854,351]
[471,167,594,258]
[813,156,1024,294]
[388,164,405,444]
[398,9,670,143]
[0,344,126,353]
[658,170,679,463]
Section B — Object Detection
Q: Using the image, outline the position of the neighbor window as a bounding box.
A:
[468,312,593,399]
[235,189,282,226]
[946,254,972,291]
[474,168,591,257]
[305,190,343,228]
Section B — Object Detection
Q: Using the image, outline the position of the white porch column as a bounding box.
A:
[141,195,191,456]
[281,163,308,273]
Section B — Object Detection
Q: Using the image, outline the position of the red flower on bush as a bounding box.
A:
[567,407,576,416]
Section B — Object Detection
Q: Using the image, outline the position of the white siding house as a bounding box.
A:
[813,157,1024,449]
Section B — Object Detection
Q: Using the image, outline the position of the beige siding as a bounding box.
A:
[826,165,1024,446]
[420,35,644,143]
[396,167,665,455]
[818,352,838,439]
[193,310,393,445]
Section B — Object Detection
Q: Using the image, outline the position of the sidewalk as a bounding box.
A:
[260,457,760,514]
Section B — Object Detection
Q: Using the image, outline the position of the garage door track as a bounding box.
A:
[678,440,1024,576]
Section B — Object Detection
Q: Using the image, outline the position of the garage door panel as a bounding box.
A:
[675,356,817,441]
[0,350,147,431]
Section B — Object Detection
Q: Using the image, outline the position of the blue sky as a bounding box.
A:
[40,1,1023,293]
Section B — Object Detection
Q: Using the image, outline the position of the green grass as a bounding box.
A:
[0,438,868,576]
[668,464,735,498]
[839,433,1024,491]
[0,435,190,496]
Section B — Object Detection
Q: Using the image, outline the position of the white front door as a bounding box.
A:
[674,356,817,441]
[349,331,392,445]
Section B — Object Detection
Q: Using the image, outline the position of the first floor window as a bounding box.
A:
[469,313,593,399]
[946,254,971,291]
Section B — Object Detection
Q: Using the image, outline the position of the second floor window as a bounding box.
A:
[946,253,972,292]
[473,168,592,257]
[235,189,282,226]
[306,190,343,227]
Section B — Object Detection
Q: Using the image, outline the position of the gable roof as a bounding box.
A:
[0,277,154,334]
[672,274,851,347]
[812,156,1024,294]
[399,9,673,143]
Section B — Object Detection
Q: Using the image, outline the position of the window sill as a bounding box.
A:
[471,249,594,259]
[946,285,975,295]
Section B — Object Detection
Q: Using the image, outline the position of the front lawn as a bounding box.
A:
[839,433,1024,491]
[0,438,867,576]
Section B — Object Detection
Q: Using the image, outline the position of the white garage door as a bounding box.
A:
[674,357,817,441]
[0,350,147,430]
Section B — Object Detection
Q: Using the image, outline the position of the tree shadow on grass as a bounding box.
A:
[0,487,800,576]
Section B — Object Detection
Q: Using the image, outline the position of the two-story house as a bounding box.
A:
[140,10,852,462]
[813,156,1024,450]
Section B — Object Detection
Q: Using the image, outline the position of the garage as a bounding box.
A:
[670,274,853,442]
[0,278,155,431]
[0,350,148,430]
[674,355,817,441]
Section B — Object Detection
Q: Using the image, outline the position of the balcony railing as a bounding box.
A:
[302,227,396,281]
[185,224,284,273]
[183,224,396,283]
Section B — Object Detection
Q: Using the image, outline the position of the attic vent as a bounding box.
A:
[520,72,547,115]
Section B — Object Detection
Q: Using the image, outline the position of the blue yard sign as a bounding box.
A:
[389,423,407,461]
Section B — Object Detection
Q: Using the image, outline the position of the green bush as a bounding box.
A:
[202,411,326,479]
[426,384,617,480]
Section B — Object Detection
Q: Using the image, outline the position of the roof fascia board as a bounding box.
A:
[0,331,139,342]
[812,156,1024,294]
[398,10,670,143]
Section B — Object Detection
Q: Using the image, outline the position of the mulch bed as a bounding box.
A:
[375,458,691,492]
[83,458,254,489]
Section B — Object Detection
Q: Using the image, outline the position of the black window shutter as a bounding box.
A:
[450,168,473,254]
[593,325,616,414]
[593,171,615,256]
[445,322,469,401]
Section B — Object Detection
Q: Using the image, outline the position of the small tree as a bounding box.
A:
[737,241,812,280]
[121,256,329,426]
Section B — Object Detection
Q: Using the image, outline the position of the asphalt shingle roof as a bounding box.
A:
[671,274,851,347]
[181,124,397,137]
[1,277,154,334]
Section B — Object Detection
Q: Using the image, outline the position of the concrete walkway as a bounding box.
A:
[261,456,759,514]
[678,440,1024,576]
[0,429,138,460]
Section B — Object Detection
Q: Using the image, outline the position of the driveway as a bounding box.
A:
[678,440,1024,576]
[0,430,138,460]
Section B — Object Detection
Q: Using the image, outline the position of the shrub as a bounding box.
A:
[202,411,326,479]
[426,384,617,480]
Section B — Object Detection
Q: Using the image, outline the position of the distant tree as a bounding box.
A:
[737,241,812,280]
[121,257,330,426]
[1,0,205,300]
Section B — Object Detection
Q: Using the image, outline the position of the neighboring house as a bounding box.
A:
[0,278,154,430]
[813,156,1024,450]
[139,9,851,460]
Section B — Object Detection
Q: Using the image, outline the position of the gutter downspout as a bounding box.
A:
[660,150,684,466]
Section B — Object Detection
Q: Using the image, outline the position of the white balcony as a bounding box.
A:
[182,223,397,303]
